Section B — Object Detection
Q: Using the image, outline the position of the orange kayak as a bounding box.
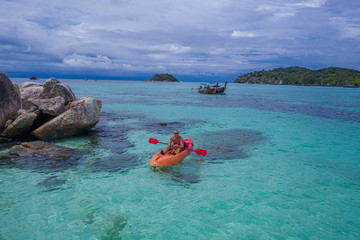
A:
[149,138,194,168]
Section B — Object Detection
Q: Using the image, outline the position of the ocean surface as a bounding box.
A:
[1,79,360,239]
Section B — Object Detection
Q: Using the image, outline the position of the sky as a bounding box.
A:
[0,0,359,81]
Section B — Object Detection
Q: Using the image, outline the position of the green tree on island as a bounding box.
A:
[234,67,360,87]
[149,74,179,82]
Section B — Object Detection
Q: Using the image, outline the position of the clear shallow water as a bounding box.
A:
[1,79,360,239]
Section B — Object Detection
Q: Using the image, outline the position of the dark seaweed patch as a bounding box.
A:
[2,152,82,173]
[100,111,147,122]
[82,112,139,173]
[37,175,67,191]
[87,153,139,173]
[196,128,266,162]
[141,120,185,134]
[187,93,360,123]
[99,215,128,240]
[140,118,206,135]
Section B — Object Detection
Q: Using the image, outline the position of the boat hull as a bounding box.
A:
[198,82,227,94]
[149,139,194,167]
[198,88,225,94]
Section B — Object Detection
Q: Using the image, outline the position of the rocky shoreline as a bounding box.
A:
[0,72,102,159]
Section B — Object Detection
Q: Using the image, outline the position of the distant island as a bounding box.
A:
[146,73,179,82]
[234,67,360,87]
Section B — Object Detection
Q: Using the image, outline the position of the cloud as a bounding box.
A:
[0,0,359,79]
[257,0,327,18]
[146,44,192,54]
[63,54,117,69]
[330,17,360,39]
[231,31,256,38]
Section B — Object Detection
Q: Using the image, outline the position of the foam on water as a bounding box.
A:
[1,80,360,239]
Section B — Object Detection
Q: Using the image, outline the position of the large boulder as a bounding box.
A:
[20,82,44,111]
[7,141,73,159]
[0,112,37,139]
[0,73,22,132]
[32,97,102,140]
[29,96,65,116]
[20,82,44,100]
[20,77,75,111]
[41,78,76,105]
[43,77,60,93]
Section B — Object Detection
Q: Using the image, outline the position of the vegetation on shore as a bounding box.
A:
[147,73,179,82]
[234,67,360,87]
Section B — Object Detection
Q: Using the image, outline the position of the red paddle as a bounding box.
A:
[148,138,207,156]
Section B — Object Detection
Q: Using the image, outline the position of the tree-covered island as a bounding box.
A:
[234,67,360,87]
[146,73,179,82]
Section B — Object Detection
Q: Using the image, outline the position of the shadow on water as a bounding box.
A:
[150,158,205,186]
[196,128,266,162]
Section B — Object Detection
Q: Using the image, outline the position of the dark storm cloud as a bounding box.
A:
[0,0,359,78]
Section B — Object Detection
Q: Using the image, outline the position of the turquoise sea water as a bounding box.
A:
[1,79,360,239]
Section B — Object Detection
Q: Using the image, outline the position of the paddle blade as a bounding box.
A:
[194,148,207,156]
[149,138,159,144]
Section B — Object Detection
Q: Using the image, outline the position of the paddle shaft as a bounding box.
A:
[155,141,193,151]
[149,138,207,156]
[152,140,200,153]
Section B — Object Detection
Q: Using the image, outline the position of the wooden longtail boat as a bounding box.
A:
[198,81,227,94]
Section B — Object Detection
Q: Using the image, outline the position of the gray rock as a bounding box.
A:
[20,82,44,111]
[29,96,65,116]
[5,120,13,128]
[8,141,73,159]
[43,77,60,93]
[0,136,8,143]
[0,73,22,132]
[32,97,102,140]
[41,78,76,105]
[13,83,21,99]
[1,112,37,138]
[20,82,44,100]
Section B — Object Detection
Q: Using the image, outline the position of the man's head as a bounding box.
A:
[173,130,179,135]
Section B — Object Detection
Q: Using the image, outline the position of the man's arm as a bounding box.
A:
[179,137,184,149]
[167,136,173,147]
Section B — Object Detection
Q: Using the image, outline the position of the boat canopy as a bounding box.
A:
[200,82,219,86]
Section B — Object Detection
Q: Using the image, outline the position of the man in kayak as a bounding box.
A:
[161,130,186,155]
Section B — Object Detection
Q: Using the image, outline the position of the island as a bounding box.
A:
[146,73,179,82]
[234,66,360,87]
